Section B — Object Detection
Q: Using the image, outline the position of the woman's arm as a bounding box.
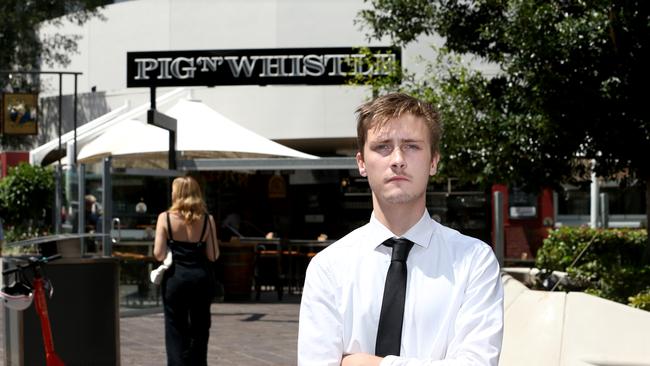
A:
[206,214,220,262]
[153,212,168,261]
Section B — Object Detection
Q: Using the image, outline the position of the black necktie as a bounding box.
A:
[375,238,414,357]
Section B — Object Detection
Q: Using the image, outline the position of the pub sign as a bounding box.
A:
[127,47,400,87]
[1,93,38,135]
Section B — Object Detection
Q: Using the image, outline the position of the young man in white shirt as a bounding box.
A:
[298,93,504,365]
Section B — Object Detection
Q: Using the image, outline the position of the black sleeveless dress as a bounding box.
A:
[162,212,214,366]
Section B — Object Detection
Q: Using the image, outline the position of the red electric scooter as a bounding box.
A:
[2,254,65,366]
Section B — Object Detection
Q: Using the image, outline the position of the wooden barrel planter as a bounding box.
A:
[219,241,256,301]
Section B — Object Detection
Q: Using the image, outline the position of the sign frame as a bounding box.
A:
[1,92,39,135]
[127,47,401,88]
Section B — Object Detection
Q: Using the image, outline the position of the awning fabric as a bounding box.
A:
[30,88,188,166]
[77,99,318,164]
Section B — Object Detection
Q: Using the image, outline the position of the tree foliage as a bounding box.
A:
[358,0,650,186]
[0,0,106,90]
[359,1,650,257]
[0,162,54,230]
[358,0,650,260]
[0,1,105,151]
[410,52,579,189]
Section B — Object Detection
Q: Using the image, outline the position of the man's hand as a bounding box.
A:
[341,353,383,366]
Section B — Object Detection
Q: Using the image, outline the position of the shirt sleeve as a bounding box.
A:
[297,254,344,366]
[380,244,504,366]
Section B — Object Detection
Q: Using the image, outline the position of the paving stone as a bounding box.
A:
[0,292,301,365]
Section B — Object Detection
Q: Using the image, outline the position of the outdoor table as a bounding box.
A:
[286,239,333,294]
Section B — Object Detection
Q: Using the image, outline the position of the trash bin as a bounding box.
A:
[3,235,120,366]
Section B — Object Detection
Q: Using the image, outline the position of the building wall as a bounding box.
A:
[37,0,452,151]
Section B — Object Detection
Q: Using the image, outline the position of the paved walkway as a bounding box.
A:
[1,293,301,365]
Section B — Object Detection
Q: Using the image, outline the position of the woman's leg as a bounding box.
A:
[187,274,213,365]
[163,272,191,365]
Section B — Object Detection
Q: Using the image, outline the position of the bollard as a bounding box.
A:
[600,192,609,229]
[493,191,505,268]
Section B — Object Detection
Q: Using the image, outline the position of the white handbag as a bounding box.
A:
[150,251,173,285]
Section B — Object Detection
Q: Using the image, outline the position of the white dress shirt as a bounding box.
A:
[298,210,503,366]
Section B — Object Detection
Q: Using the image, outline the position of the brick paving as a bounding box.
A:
[1,293,301,366]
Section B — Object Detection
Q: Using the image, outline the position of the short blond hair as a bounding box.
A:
[356,92,442,156]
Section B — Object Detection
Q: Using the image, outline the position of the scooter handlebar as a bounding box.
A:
[2,253,63,275]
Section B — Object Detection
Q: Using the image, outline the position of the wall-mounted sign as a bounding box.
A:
[127,47,400,87]
[1,93,38,135]
[268,174,287,199]
[508,186,538,219]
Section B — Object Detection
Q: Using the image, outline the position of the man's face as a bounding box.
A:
[356,114,439,207]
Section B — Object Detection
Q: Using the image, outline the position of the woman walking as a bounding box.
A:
[154,176,219,365]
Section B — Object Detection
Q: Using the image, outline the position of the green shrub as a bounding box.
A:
[535,226,650,307]
[629,290,650,311]
[0,162,55,235]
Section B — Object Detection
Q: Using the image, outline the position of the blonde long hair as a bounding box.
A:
[169,176,207,223]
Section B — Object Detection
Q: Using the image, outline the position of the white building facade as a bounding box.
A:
[38,0,443,156]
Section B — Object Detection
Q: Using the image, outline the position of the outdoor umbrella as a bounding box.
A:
[77,98,318,166]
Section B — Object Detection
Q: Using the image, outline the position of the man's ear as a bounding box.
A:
[356,151,367,177]
[430,153,440,176]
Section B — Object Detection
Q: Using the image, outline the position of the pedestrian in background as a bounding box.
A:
[84,194,101,232]
[154,176,219,366]
[298,93,504,365]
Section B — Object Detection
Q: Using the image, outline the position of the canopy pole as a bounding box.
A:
[78,164,86,255]
[102,156,113,257]
[55,74,63,234]
[147,86,177,170]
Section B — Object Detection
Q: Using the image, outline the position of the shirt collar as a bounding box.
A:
[367,209,436,250]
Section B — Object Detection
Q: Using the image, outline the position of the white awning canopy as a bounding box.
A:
[77,99,318,166]
[30,88,188,166]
